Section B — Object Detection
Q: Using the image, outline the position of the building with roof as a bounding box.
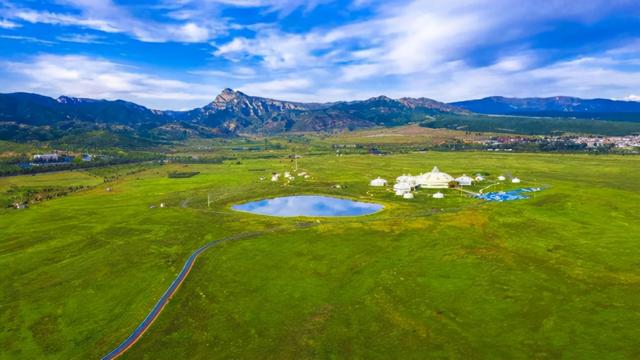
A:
[33,153,59,162]
[370,177,388,187]
[415,166,454,189]
[393,182,412,195]
[455,175,474,186]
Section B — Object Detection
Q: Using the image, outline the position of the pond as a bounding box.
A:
[232,195,383,217]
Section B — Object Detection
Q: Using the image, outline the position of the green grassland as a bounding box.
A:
[1,152,639,359]
[0,171,104,207]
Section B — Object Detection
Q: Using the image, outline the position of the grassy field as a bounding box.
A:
[1,152,639,359]
[0,171,103,207]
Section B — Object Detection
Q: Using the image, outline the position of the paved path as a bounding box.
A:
[102,232,263,360]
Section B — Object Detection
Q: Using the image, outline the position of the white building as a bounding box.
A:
[511,177,521,183]
[393,182,412,195]
[396,174,417,187]
[415,166,454,189]
[455,175,474,186]
[432,192,444,199]
[370,177,388,187]
[271,173,280,182]
[33,153,59,162]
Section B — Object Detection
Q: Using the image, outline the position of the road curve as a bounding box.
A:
[102,232,262,360]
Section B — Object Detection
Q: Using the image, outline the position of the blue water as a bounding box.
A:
[233,195,383,217]
[476,187,543,202]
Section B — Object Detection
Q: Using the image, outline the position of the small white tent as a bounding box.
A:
[498,175,506,181]
[511,177,521,183]
[432,192,444,199]
[403,192,414,199]
[455,175,474,186]
[393,182,412,195]
[475,175,485,181]
[370,177,388,187]
[396,174,416,186]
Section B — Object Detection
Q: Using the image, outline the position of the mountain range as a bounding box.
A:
[1,89,639,146]
[0,88,468,138]
[452,96,640,121]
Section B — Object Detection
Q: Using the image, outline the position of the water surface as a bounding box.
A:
[476,187,543,202]
[233,195,383,217]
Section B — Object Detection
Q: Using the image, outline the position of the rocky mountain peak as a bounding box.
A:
[214,88,242,104]
[57,95,97,104]
[367,95,395,102]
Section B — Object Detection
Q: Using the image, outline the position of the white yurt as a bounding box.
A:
[475,175,485,181]
[393,182,412,195]
[497,175,506,181]
[415,166,454,189]
[511,177,521,183]
[455,174,474,186]
[396,174,416,186]
[432,192,444,199]
[403,192,414,199]
[370,177,388,187]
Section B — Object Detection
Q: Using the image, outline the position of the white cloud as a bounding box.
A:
[12,10,121,33]
[239,78,312,93]
[176,0,330,17]
[0,35,56,45]
[623,95,640,101]
[56,33,106,44]
[191,66,257,79]
[2,0,640,106]
[215,31,333,69]
[0,18,20,28]
[4,2,223,43]
[2,54,217,109]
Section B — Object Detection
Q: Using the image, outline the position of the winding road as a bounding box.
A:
[102,232,263,360]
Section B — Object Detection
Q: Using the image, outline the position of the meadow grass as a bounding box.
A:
[1,152,639,359]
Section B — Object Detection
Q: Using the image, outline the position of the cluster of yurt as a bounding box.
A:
[269,171,311,182]
[369,166,459,199]
[370,167,524,200]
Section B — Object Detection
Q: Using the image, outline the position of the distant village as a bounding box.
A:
[22,151,94,168]
[481,134,640,152]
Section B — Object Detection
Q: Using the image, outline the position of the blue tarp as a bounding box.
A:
[476,187,543,202]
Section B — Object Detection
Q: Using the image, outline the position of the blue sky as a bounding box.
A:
[1,0,639,110]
